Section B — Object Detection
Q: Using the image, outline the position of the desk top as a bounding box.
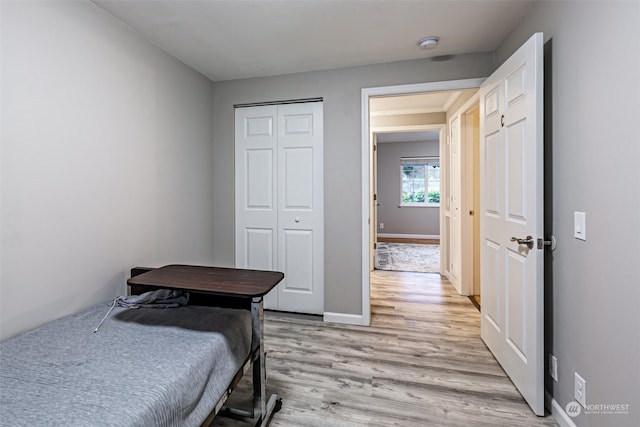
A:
[127,265,284,298]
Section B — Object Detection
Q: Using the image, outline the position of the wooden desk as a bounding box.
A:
[127,264,283,297]
[127,264,284,427]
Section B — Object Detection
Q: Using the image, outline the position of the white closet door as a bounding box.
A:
[235,105,279,309]
[277,102,324,314]
[235,102,324,314]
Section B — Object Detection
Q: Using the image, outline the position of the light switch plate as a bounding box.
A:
[574,212,586,240]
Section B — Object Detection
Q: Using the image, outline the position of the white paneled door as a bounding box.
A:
[479,33,544,415]
[235,102,324,314]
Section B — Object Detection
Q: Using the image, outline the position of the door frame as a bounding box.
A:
[462,98,482,297]
[361,78,485,325]
[448,92,481,296]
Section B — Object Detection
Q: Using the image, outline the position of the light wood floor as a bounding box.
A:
[213,271,556,427]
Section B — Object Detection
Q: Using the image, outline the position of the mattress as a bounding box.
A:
[0,302,252,427]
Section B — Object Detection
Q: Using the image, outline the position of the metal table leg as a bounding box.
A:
[251,297,280,426]
[218,297,281,426]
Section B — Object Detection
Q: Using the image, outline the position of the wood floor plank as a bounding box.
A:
[211,271,556,426]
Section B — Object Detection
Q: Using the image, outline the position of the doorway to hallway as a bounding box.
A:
[367,86,481,289]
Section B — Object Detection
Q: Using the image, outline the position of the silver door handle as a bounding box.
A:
[510,235,534,249]
[294,217,301,223]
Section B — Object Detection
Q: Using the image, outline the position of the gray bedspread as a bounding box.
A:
[0,302,252,427]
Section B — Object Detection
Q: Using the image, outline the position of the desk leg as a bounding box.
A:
[251,297,280,427]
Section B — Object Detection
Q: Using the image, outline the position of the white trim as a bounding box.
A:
[323,312,365,325]
[372,124,444,133]
[362,88,372,327]
[439,124,448,277]
[370,106,446,116]
[449,92,481,296]
[443,91,463,111]
[398,204,440,208]
[363,79,485,98]
[546,391,577,427]
[378,233,440,240]
[362,78,485,328]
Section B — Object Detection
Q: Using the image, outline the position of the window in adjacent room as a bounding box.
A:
[400,157,440,206]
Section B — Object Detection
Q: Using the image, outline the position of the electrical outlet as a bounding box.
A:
[549,354,558,382]
[575,373,587,407]
[379,223,384,229]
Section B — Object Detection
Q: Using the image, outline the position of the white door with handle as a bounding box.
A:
[479,33,544,415]
[235,102,324,314]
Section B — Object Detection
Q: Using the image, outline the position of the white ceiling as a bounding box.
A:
[92,0,534,82]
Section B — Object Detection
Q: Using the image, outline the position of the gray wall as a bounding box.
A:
[1,1,215,340]
[212,53,494,315]
[498,1,640,426]
[377,140,440,236]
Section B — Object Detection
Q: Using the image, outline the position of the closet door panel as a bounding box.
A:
[235,106,278,309]
[277,102,324,314]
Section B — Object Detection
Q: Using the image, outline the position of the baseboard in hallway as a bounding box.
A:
[377,237,440,245]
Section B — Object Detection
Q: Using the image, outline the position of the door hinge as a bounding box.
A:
[373,144,377,152]
[374,242,377,249]
[373,194,377,201]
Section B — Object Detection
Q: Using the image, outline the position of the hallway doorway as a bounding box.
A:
[361,78,484,326]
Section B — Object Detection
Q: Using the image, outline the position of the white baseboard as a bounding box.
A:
[546,391,577,427]
[323,312,366,326]
[377,233,440,240]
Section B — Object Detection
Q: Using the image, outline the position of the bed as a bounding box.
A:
[0,265,283,427]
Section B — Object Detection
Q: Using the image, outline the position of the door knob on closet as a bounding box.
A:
[294,217,301,223]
